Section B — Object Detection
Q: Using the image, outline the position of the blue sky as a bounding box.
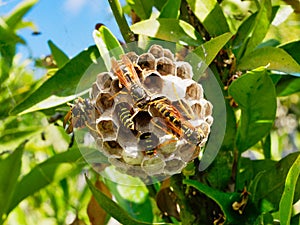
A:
[0,0,124,58]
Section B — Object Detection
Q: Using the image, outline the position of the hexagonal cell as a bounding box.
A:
[125,51,139,63]
[148,44,164,58]
[164,157,186,175]
[95,92,114,113]
[110,78,123,93]
[141,155,166,176]
[126,165,148,179]
[184,81,204,100]
[198,121,210,136]
[131,111,153,133]
[122,148,144,165]
[90,83,100,99]
[202,100,213,117]
[109,158,129,173]
[156,57,175,76]
[189,99,212,120]
[96,116,118,140]
[116,127,139,153]
[95,72,114,91]
[205,115,214,126]
[143,71,164,94]
[137,53,155,71]
[158,135,178,155]
[190,101,203,120]
[176,143,199,162]
[163,48,175,61]
[175,61,193,79]
[102,140,123,158]
[160,75,186,101]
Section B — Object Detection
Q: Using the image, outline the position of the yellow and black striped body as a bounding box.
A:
[138,132,159,156]
[115,102,135,130]
[150,97,204,146]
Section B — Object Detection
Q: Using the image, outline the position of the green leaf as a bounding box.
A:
[0,142,24,221]
[228,68,276,152]
[130,18,203,46]
[85,175,157,225]
[242,0,272,57]
[280,40,300,64]
[237,47,300,75]
[105,178,153,222]
[158,0,181,19]
[48,40,69,68]
[233,6,279,59]
[186,0,229,36]
[183,179,240,223]
[4,0,38,29]
[126,0,154,20]
[236,157,276,192]
[7,147,84,213]
[10,45,103,115]
[153,0,167,10]
[276,76,300,96]
[279,154,300,225]
[93,26,124,70]
[252,152,300,212]
[186,32,233,78]
[0,127,43,152]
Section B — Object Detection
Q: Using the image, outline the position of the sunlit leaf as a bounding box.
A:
[186,32,233,78]
[228,68,276,152]
[126,0,154,19]
[186,0,229,36]
[0,142,24,220]
[7,147,84,213]
[10,45,103,115]
[158,0,181,19]
[279,154,300,225]
[93,26,124,70]
[242,0,272,57]
[48,40,69,69]
[4,0,38,29]
[85,175,157,225]
[237,47,300,75]
[105,176,153,222]
[0,127,43,152]
[232,6,279,59]
[130,18,203,46]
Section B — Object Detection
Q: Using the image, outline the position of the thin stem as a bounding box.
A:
[107,0,135,43]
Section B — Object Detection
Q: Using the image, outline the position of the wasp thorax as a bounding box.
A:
[71,44,213,180]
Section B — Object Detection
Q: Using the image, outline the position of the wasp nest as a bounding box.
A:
[72,44,213,179]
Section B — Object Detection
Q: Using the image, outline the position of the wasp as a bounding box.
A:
[64,97,96,134]
[111,55,151,109]
[138,132,160,156]
[115,102,135,131]
[149,97,205,146]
